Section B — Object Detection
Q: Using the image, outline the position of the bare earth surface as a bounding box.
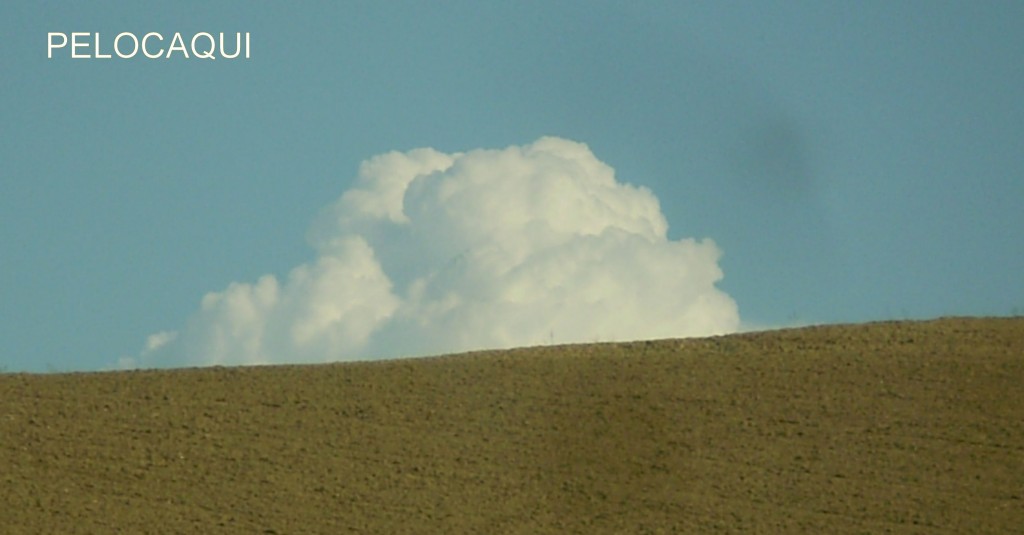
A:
[2,317,1022,533]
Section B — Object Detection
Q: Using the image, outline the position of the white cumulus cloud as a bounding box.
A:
[131,137,740,368]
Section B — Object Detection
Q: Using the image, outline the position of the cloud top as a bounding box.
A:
[132,137,739,368]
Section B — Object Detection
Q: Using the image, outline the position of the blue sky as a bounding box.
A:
[2,2,1022,372]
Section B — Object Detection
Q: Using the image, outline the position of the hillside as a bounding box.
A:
[2,317,1022,533]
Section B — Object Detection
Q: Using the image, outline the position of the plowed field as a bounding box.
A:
[2,317,1022,533]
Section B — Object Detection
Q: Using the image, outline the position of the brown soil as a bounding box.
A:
[2,317,1022,533]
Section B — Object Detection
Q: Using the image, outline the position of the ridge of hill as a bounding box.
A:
[2,317,1022,533]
